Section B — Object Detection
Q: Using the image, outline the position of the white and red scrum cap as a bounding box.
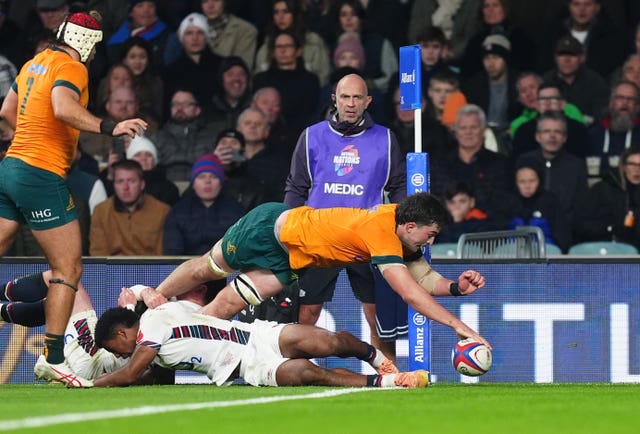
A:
[56,12,103,62]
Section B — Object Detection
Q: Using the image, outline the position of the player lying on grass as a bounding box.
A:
[3,271,409,388]
[151,192,492,349]
[91,286,426,389]
[1,271,209,386]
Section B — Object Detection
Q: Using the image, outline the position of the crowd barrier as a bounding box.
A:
[1,257,639,384]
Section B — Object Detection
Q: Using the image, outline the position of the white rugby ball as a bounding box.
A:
[451,338,492,376]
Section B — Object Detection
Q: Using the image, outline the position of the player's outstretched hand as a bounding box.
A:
[114,118,148,138]
[454,326,492,350]
[141,287,168,309]
[457,270,485,295]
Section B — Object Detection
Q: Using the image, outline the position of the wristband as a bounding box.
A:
[449,282,462,297]
[100,120,116,136]
[125,304,135,311]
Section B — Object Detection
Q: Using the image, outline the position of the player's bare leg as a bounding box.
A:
[31,221,93,387]
[32,221,82,342]
[276,358,368,386]
[298,303,322,325]
[275,357,427,388]
[278,324,398,375]
[156,240,229,300]
[0,217,19,255]
[198,269,285,319]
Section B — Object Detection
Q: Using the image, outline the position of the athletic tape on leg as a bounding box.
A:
[207,247,232,278]
[231,273,263,306]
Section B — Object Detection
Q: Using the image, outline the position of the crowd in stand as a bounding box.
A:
[2,0,640,255]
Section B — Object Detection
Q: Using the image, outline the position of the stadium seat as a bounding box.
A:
[567,241,639,255]
[545,243,563,255]
[430,243,458,257]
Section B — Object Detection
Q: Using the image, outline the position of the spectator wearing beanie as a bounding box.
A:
[462,33,519,154]
[126,135,180,206]
[164,12,225,108]
[333,32,366,71]
[212,128,246,171]
[163,154,245,255]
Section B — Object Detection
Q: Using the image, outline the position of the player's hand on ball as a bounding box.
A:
[457,270,485,295]
[454,326,492,350]
[452,338,492,376]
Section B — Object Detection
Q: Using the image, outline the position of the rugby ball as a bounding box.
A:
[451,338,492,376]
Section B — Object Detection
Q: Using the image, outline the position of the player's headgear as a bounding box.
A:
[56,12,103,63]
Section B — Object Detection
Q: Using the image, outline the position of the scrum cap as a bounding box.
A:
[56,12,103,62]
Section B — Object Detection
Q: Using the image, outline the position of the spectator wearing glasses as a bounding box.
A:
[253,30,320,136]
[575,146,640,249]
[511,82,590,160]
[587,81,640,178]
[510,72,584,138]
[153,88,218,183]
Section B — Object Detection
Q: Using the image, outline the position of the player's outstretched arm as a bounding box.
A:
[405,257,485,297]
[381,264,492,349]
[430,270,486,297]
[92,346,157,387]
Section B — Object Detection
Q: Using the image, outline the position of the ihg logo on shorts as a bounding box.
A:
[30,208,57,223]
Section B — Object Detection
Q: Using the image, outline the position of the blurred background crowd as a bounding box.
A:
[2,0,640,256]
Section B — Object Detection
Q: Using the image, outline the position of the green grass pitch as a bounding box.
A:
[0,383,637,434]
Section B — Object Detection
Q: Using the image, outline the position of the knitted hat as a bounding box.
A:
[178,12,208,41]
[126,135,158,164]
[216,129,245,147]
[555,35,584,56]
[191,154,226,184]
[482,34,511,60]
[333,36,365,69]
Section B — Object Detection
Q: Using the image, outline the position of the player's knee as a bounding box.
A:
[231,273,263,306]
[298,304,322,324]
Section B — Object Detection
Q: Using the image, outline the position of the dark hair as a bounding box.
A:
[119,36,156,76]
[396,192,449,227]
[538,81,565,99]
[430,71,460,90]
[268,29,302,65]
[266,0,307,43]
[536,110,567,134]
[113,159,144,179]
[95,307,140,348]
[414,26,447,46]
[217,56,250,94]
[444,181,476,200]
[516,71,542,87]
